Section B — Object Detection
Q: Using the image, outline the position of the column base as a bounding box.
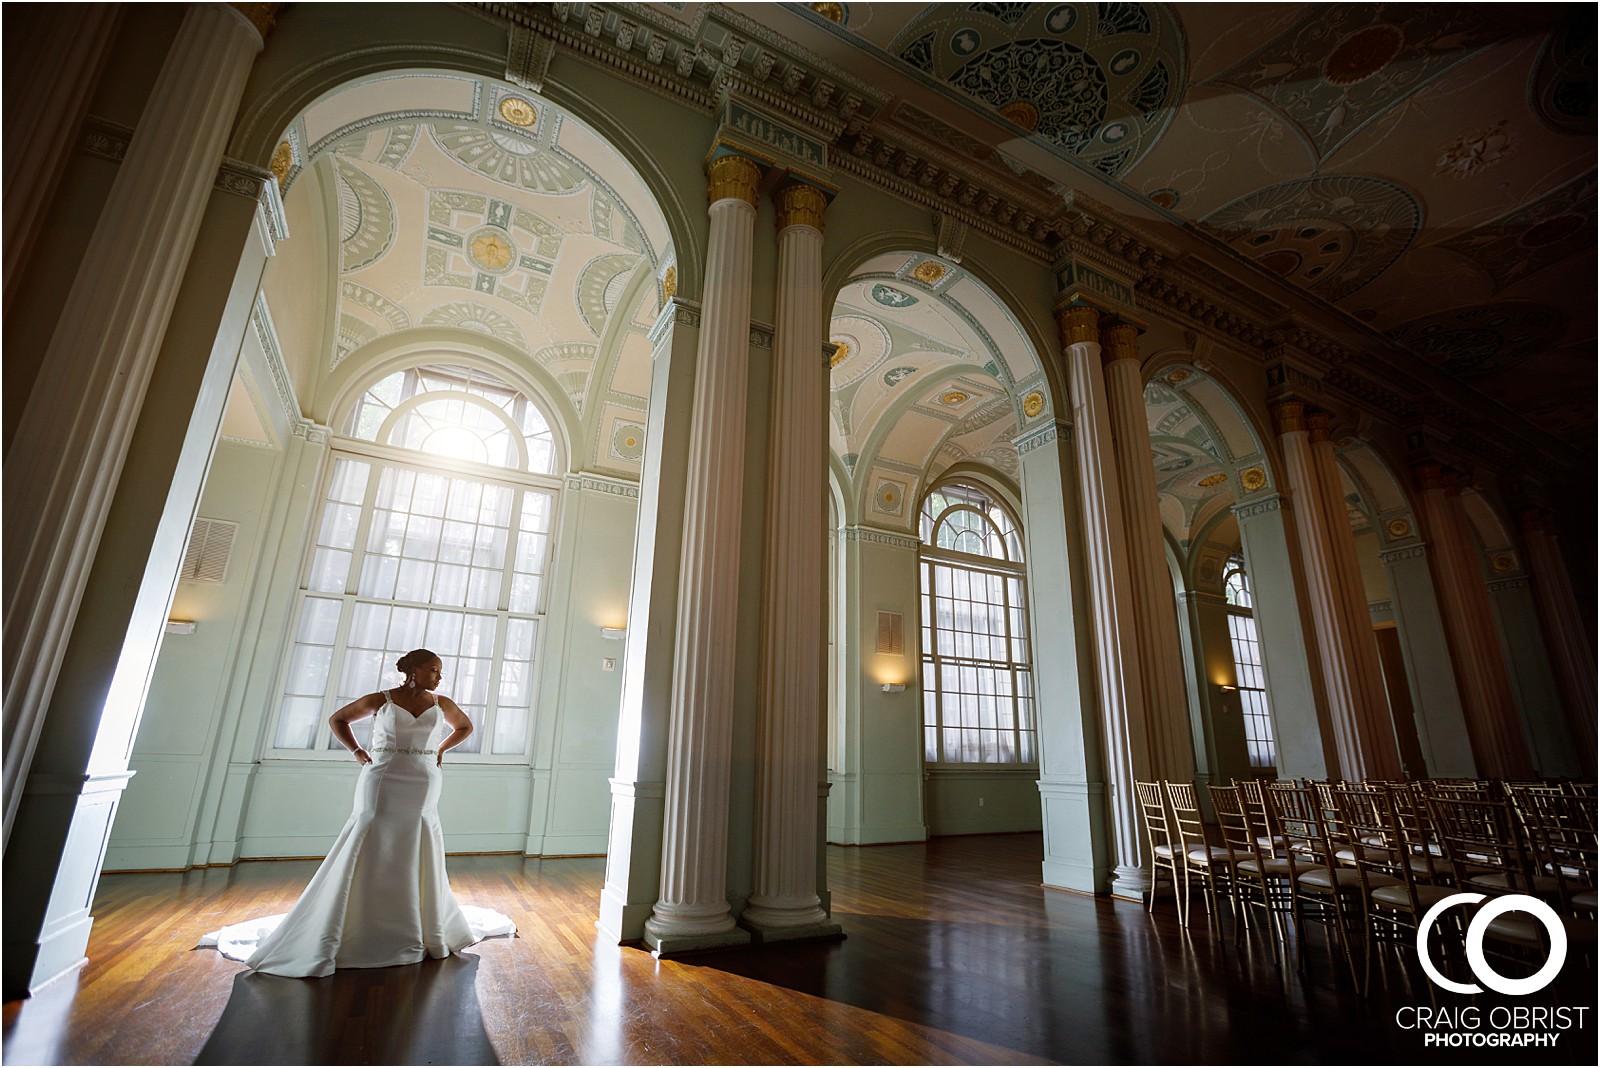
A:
[642,926,752,957]
[740,917,844,945]
[1111,864,1152,902]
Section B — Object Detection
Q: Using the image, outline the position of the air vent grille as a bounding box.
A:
[875,611,904,656]
[181,517,237,585]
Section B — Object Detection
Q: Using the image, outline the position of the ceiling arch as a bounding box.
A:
[263,70,674,479]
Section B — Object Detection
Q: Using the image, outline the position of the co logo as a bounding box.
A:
[1416,892,1568,996]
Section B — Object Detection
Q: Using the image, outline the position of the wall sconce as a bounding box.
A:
[165,619,197,635]
[881,683,906,693]
[1216,683,1237,693]
[600,627,627,640]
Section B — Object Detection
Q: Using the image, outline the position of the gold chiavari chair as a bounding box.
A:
[1135,780,1181,919]
[1167,780,1243,931]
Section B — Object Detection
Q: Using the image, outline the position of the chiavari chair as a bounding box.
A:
[1167,780,1242,931]
[1134,780,1181,918]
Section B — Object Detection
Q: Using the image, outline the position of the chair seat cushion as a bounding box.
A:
[1467,872,1561,894]
[1239,857,1294,875]
[1335,846,1390,863]
[1573,889,1597,911]
[1153,843,1175,858]
[1298,867,1400,890]
[1371,883,1457,911]
[1187,846,1238,866]
[1486,914,1597,947]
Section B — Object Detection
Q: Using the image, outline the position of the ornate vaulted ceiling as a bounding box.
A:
[714,1,1595,452]
[268,72,671,477]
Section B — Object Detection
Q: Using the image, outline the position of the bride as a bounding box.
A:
[203,648,515,977]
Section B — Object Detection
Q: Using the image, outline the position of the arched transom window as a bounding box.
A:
[918,482,1036,765]
[272,363,561,760]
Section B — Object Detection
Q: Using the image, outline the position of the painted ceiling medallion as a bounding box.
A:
[941,390,970,407]
[1198,472,1227,488]
[497,96,539,128]
[1165,368,1191,384]
[468,228,517,272]
[1436,120,1515,179]
[912,260,949,285]
[1386,302,1566,380]
[1239,466,1267,492]
[1022,390,1045,418]
[1386,518,1411,539]
[1433,174,1594,294]
[891,4,1183,178]
[871,284,918,308]
[829,340,852,368]
[1491,553,1516,573]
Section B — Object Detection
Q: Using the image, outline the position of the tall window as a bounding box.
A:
[918,482,1036,765]
[272,364,561,759]
[1223,554,1276,771]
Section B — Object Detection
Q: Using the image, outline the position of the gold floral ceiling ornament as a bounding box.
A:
[1491,553,1516,573]
[1198,472,1228,488]
[912,260,948,285]
[1022,391,1045,418]
[809,2,844,22]
[498,96,538,128]
[1165,368,1192,385]
[269,140,293,189]
[999,100,1040,132]
[469,230,514,271]
[661,265,677,302]
[941,390,970,407]
[828,340,851,368]
[1240,466,1267,492]
[1386,518,1411,539]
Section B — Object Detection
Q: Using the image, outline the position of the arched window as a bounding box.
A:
[918,482,1035,764]
[271,364,562,759]
[1222,554,1275,771]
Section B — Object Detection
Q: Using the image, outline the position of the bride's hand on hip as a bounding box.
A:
[354,748,373,766]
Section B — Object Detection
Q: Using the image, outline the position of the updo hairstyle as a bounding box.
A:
[395,648,440,676]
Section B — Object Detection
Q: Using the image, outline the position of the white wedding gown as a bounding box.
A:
[202,692,515,977]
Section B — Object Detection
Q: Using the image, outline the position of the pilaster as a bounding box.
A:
[1518,508,1597,773]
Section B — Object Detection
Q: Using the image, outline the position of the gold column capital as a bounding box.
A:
[231,3,280,41]
[706,154,762,208]
[1306,409,1332,443]
[774,181,828,232]
[1057,305,1102,347]
[1099,321,1140,364]
[1269,399,1305,436]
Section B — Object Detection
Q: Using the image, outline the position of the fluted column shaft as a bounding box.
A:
[2,4,265,847]
[744,182,835,936]
[1519,509,1597,770]
[1272,402,1364,779]
[1414,467,1533,778]
[1060,306,1149,896]
[1307,415,1401,779]
[1100,325,1195,781]
[643,155,763,950]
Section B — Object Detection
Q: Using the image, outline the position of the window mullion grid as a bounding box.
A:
[320,591,360,752]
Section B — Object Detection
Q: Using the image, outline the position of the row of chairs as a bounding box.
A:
[1136,777,1598,993]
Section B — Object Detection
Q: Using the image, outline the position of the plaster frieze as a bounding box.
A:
[838,525,920,552]
[249,296,301,427]
[77,115,133,164]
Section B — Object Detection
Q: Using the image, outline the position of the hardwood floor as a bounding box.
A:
[3,833,1594,1065]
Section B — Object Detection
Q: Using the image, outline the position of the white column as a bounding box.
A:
[1519,508,1597,772]
[642,154,763,954]
[1059,306,1148,898]
[1100,323,1195,782]
[1378,544,1475,777]
[1413,465,1533,779]
[743,181,839,941]
[1271,401,1371,780]
[1307,414,1400,779]
[2,4,121,315]
[2,4,266,847]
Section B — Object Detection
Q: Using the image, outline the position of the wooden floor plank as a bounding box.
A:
[3,833,1594,1065]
